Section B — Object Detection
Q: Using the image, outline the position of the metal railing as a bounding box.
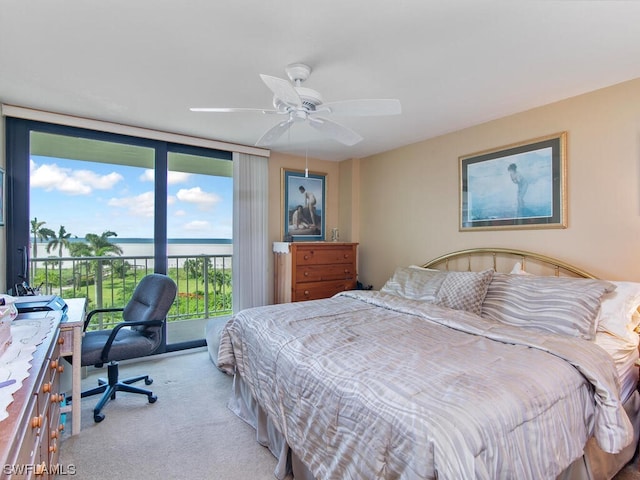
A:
[28,253,232,330]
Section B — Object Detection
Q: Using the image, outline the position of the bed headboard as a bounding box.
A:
[421,248,597,279]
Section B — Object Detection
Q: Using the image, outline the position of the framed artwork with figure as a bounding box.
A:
[282,168,326,241]
[459,132,567,231]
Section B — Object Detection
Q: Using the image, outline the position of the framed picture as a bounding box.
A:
[459,132,567,231]
[0,168,4,226]
[282,168,326,241]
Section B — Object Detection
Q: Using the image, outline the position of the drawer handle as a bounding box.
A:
[304,290,310,296]
[304,271,309,276]
[50,359,59,370]
[43,382,51,393]
[58,337,65,345]
[304,255,309,260]
[31,415,43,429]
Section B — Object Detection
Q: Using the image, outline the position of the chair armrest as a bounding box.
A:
[99,319,164,364]
[84,307,125,331]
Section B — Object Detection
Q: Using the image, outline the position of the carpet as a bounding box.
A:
[58,347,640,480]
[57,348,277,480]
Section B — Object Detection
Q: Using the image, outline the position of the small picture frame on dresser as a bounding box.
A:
[282,168,326,241]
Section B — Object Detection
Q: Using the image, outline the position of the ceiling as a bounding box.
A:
[2,1,640,162]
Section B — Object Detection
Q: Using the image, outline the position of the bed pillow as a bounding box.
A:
[510,262,531,275]
[596,281,640,342]
[380,267,494,315]
[435,269,494,315]
[481,273,616,340]
[511,262,640,341]
[380,267,446,302]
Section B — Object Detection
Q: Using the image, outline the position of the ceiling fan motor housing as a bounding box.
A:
[273,86,323,114]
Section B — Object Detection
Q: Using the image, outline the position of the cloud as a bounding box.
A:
[176,187,221,210]
[108,191,155,217]
[140,169,191,185]
[30,160,123,195]
[182,220,211,231]
[139,170,155,182]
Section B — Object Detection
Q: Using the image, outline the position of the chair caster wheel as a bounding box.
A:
[145,378,153,385]
[94,413,105,423]
[148,395,157,404]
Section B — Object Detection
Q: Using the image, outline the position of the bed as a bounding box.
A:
[216,248,640,480]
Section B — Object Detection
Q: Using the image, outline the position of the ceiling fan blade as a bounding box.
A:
[308,116,363,146]
[255,119,294,147]
[259,74,301,108]
[317,99,402,116]
[190,107,277,114]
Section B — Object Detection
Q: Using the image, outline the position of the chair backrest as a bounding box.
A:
[123,274,177,344]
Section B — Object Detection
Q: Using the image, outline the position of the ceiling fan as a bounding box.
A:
[190,63,402,147]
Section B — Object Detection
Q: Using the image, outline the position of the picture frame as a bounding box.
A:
[282,168,326,241]
[459,132,567,231]
[0,168,4,226]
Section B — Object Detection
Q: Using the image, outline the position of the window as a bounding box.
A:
[5,118,233,352]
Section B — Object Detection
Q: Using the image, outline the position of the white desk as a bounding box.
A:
[58,298,86,436]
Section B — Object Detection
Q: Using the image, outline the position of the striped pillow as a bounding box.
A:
[481,274,616,340]
[381,267,494,315]
[380,267,445,302]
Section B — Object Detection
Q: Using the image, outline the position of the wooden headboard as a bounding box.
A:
[421,248,597,279]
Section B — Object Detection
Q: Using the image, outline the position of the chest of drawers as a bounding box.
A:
[274,242,358,303]
[0,311,65,480]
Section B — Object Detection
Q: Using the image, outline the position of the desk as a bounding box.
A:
[58,298,86,436]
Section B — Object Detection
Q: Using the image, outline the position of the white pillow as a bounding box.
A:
[596,281,640,342]
[510,262,531,275]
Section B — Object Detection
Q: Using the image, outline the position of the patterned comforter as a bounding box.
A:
[217,291,633,480]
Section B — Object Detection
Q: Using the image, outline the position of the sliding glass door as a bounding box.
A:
[5,118,232,351]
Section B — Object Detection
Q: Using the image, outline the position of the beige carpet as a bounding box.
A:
[58,348,277,480]
[58,347,640,480]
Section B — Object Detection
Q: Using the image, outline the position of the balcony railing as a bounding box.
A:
[28,253,232,330]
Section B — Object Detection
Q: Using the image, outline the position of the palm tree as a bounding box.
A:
[30,217,55,259]
[47,225,73,257]
[83,231,124,312]
[85,231,124,256]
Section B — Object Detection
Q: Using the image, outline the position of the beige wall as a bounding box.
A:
[356,77,640,288]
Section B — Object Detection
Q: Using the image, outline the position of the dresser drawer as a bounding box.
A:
[296,264,356,283]
[295,245,356,266]
[294,279,357,301]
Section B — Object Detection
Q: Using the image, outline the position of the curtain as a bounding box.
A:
[232,152,269,312]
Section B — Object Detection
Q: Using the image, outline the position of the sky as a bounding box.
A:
[30,155,233,240]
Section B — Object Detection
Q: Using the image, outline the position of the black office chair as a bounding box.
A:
[71,274,177,423]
